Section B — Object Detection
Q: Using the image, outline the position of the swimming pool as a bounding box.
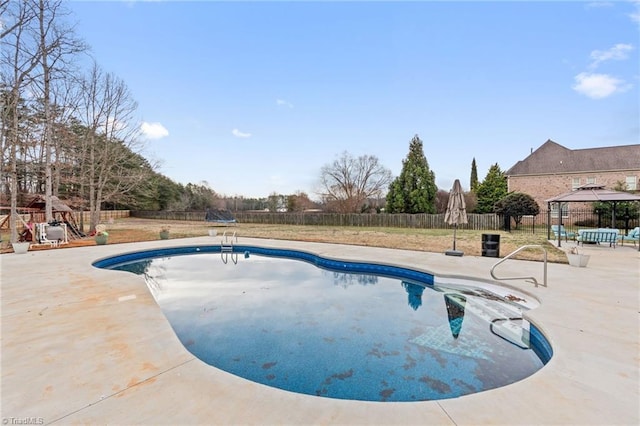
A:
[94,245,552,402]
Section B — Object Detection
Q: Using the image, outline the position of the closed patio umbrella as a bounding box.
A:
[444,293,467,338]
[444,179,468,256]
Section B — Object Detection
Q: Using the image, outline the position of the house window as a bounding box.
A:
[571,178,581,190]
[626,175,637,191]
[551,202,569,219]
[586,177,596,184]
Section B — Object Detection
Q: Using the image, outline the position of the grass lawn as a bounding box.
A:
[1,217,567,263]
[89,217,568,263]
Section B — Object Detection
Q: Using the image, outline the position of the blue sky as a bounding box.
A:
[68,0,640,199]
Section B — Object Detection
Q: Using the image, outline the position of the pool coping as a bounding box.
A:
[1,237,638,425]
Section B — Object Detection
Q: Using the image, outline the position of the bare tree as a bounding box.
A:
[0,0,24,40]
[319,151,393,213]
[48,77,83,197]
[1,0,84,241]
[76,63,147,231]
[33,0,86,220]
[0,0,40,243]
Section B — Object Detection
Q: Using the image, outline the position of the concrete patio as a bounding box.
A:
[1,237,638,425]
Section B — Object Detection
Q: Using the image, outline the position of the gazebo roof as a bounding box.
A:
[546,184,640,203]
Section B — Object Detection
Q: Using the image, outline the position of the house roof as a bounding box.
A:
[546,184,640,203]
[505,140,640,176]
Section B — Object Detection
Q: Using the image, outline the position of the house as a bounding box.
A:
[505,140,640,213]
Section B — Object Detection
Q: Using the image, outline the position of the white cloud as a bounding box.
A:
[124,0,165,8]
[572,72,632,99]
[585,2,613,9]
[141,121,169,139]
[276,99,293,108]
[589,43,634,68]
[232,128,251,138]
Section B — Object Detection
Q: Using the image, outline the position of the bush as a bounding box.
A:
[494,192,540,229]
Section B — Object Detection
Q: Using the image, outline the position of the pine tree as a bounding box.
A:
[386,135,437,213]
[470,158,479,193]
[475,163,508,213]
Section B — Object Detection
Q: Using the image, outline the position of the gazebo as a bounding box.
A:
[546,184,640,249]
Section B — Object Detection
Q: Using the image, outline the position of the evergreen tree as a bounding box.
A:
[475,163,507,213]
[386,135,437,213]
[470,158,479,193]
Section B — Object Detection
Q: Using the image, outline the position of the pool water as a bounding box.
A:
[100,246,551,402]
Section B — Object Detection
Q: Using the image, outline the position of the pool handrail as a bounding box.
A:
[490,244,547,287]
[222,230,237,243]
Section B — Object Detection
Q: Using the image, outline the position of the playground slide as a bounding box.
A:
[65,221,86,238]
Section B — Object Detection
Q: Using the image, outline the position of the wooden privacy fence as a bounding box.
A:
[77,210,130,224]
[133,210,210,222]
[131,209,638,234]
[132,210,502,230]
[233,212,502,229]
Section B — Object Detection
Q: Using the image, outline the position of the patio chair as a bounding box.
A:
[551,225,576,241]
[618,227,640,247]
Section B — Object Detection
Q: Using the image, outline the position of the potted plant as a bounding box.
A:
[567,246,589,267]
[159,225,170,240]
[95,224,108,245]
[12,241,30,254]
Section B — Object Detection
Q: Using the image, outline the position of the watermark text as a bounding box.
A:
[2,418,44,425]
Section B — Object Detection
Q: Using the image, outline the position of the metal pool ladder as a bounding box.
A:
[221,230,237,246]
[220,231,238,264]
[490,244,547,287]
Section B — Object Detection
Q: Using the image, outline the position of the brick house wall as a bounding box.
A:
[508,170,640,211]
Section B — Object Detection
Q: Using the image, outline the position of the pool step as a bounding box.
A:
[444,291,530,349]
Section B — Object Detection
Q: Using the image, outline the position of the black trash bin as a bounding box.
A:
[481,234,500,257]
